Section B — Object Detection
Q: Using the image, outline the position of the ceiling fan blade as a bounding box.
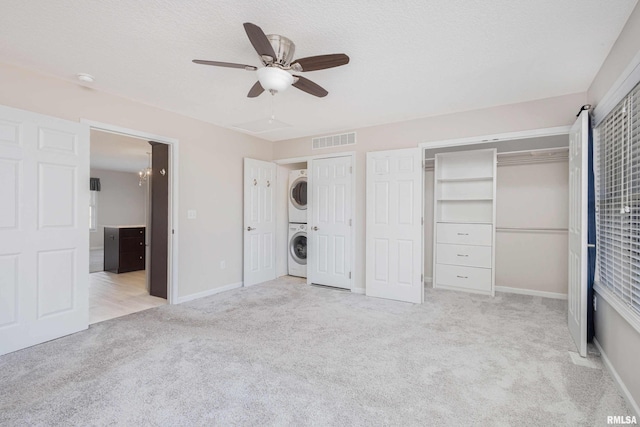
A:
[192,60,257,71]
[291,54,349,72]
[247,81,265,98]
[243,22,277,61]
[292,76,328,97]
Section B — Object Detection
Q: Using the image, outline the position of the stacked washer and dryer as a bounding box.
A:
[288,169,308,277]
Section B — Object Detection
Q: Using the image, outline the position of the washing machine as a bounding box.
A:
[288,169,307,224]
[288,223,307,278]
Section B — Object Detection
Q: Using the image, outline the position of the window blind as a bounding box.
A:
[595,80,640,315]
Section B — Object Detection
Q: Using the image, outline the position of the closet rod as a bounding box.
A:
[496,227,568,233]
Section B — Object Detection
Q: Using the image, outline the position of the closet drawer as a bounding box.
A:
[436,244,491,268]
[435,264,491,293]
[436,223,492,246]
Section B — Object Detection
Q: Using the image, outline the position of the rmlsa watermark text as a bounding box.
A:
[607,415,637,425]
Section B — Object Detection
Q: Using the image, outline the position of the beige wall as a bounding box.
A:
[89,169,147,249]
[595,296,640,413]
[588,2,640,413]
[588,3,640,106]
[274,92,586,291]
[0,62,273,298]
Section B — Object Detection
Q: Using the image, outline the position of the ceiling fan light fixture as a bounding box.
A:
[257,67,293,92]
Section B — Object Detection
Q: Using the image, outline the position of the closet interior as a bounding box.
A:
[425,134,571,297]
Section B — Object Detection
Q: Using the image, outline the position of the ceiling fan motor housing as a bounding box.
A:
[266,34,295,66]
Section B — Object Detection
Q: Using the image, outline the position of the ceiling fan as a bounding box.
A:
[193,22,349,98]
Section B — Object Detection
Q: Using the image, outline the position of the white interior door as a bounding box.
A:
[308,156,352,289]
[243,158,276,287]
[366,148,423,303]
[0,104,89,356]
[568,110,589,357]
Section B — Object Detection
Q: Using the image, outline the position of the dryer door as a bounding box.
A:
[290,177,307,210]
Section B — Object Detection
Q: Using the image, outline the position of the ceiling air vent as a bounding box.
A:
[312,132,356,150]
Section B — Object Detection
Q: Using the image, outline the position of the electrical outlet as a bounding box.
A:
[220,260,226,269]
[187,210,197,219]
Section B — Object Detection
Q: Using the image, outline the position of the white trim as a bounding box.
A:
[593,48,640,127]
[274,150,356,165]
[82,119,180,305]
[419,126,572,150]
[594,283,640,336]
[89,246,103,251]
[351,287,365,294]
[176,282,243,304]
[495,286,568,300]
[594,338,640,418]
[81,119,179,145]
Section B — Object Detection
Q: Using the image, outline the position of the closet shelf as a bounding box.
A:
[437,197,493,201]
[437,176,494,182]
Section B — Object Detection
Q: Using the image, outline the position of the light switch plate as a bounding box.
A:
[187,210,197,219]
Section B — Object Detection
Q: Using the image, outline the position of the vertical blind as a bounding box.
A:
[595,80,640,315]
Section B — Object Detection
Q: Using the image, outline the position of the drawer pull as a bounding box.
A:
[139,242,143,246]
[139,230,143,234]
[456,254,469,257]
[456,275,468,279]
[139,256,143,260]
[457,233,469,236]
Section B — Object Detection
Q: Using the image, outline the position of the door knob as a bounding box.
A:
[312,226,318,231]
[247,226,256,231]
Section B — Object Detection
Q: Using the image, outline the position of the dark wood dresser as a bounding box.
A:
[104,226,146,273]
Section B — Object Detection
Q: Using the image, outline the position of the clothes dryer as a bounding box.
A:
[288,169,307,224]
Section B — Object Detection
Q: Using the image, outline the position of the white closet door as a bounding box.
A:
[366,148,423,303]
[568,110,589,357]
[0,104,89,356]
[243,158,276,287]
[308,156,352,289]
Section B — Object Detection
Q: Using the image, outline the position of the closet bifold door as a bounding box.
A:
[365,147,423,303]
[432,148,496,296]
[567,110,589,358]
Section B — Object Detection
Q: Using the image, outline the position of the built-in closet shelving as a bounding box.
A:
[433,149,496,296]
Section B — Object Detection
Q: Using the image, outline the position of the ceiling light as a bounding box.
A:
[256,67,293,93]
[76,73,95,83]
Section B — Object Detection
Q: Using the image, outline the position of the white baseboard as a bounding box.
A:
[351,287,365,294]
[594,338,640,418]
[495,286,567,300]
[424,276,433,284]
[177,282,243,304]
[90,246,103,251]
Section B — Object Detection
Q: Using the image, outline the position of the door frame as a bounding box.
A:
[275,152,357,292]
[81,119,180,304]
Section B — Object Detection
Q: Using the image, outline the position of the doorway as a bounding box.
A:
[84,119,179,320]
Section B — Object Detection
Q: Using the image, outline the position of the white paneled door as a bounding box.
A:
[243,158,276,287]
[568,110,589,357]
[366,148,423,303]
[0,105,89,356]
[308,156,352,289]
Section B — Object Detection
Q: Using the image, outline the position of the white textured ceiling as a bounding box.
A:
[90,130,151,173]
[0,0,637,141]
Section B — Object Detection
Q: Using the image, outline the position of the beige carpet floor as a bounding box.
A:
[0,276,632,426]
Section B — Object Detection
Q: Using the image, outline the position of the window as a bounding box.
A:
[89,190,98,232]
[595,80,640,316]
